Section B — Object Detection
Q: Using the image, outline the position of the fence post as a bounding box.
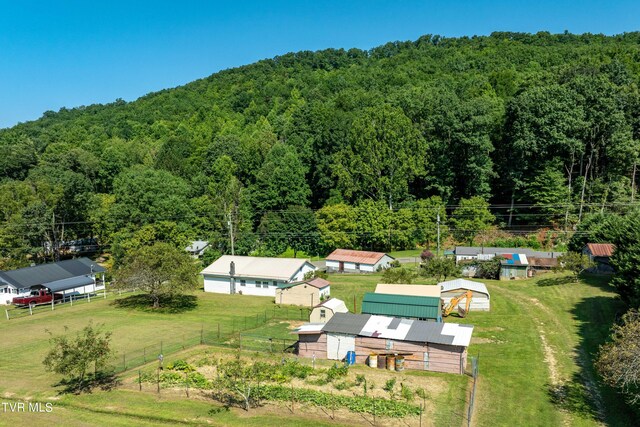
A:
[244,316,247,330]
[200,326,204,345]
[51,298,54,310]
[29,305,33,316]
[185,372,189,398]
[157,369,160,394]
[144,347,146,363]
[70,295,73,306]
[5,309,9,320]
[160,340,163,354]
[138,370,142,391]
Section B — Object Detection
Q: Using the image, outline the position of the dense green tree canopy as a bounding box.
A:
[1,32,640,263]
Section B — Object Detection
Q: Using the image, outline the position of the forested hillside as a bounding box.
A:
[2,31,640,267]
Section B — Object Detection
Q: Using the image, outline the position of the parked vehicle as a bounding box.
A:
[12,289,63,307]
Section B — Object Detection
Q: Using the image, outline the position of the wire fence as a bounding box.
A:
[467,355,480,427]
[110,307,306,373]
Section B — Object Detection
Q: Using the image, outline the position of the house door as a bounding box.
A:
[339,262,344,272]
[327,334,355,360]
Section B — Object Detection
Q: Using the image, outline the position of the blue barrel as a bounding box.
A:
[346,350,356,365]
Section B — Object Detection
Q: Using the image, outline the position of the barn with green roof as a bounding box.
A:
[361,293,442,322]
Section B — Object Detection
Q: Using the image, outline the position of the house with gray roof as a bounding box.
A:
[0,258,106,305]
[294,312,473,374]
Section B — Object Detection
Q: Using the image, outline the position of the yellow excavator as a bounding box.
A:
[443,290,473,318]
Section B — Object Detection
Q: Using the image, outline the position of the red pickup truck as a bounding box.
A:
[12,289,63,307]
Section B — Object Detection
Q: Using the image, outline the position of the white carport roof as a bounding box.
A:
[439,279,489,296]
[45,275,95,293]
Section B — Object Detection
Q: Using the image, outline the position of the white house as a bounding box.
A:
[325,249,394,273]
[0,258,106,305]
[201,255,316,297]
[439,278,490,311]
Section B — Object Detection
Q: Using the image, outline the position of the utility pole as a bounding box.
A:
[437,213,441,256]
[227,213,235,256]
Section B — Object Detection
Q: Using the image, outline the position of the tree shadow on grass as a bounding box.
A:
[54,371,120,395]
[537,276,575,287]
[111,294,198,313]
[559,294,639,424]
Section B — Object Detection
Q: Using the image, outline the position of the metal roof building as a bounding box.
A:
[374,283,441,298]
[361,292,441,321]
[201,255,317,297]
[325,249,394,273]
[439,279,490,311]
[295,313,474,374]
[0,258,106,304]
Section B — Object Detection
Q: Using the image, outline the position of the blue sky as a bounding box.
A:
[1,1,638,129]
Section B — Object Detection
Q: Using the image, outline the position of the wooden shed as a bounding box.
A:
[294,313,473,375]
[439,279,490,311]
[275,278,330,307]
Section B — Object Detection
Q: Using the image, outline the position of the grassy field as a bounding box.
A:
[0,271,635,426]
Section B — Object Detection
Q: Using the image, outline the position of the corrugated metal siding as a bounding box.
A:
[361,293,440,320]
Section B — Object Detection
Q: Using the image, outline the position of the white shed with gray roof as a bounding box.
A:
[439,279,490,311]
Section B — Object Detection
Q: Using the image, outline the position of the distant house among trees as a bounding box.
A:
[325,249,394,273]
[582,243,615,272]
[185,240,209,258]
[200,255,316,296]
[275,277,330,307]
[499,253,529,280]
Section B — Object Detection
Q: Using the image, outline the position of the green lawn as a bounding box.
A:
[0,271,635,426]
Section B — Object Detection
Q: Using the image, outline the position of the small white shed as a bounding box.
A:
[310,298,349,323]
[439,279,490,311]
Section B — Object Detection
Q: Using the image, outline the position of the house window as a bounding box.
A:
[320,309,326,319]
[355,263,360,270]
[240,280,246,287]
[263,282,269,288]
[272,281,277,287]
[385,340,393,350]
[255,281,261,287]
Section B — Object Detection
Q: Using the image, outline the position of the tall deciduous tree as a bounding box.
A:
[114,242,199,308]
[252,143,311,211]
[316,203,357,251]
[334,105,426,209]
[450,197,495,245]
[596,310,640,406]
